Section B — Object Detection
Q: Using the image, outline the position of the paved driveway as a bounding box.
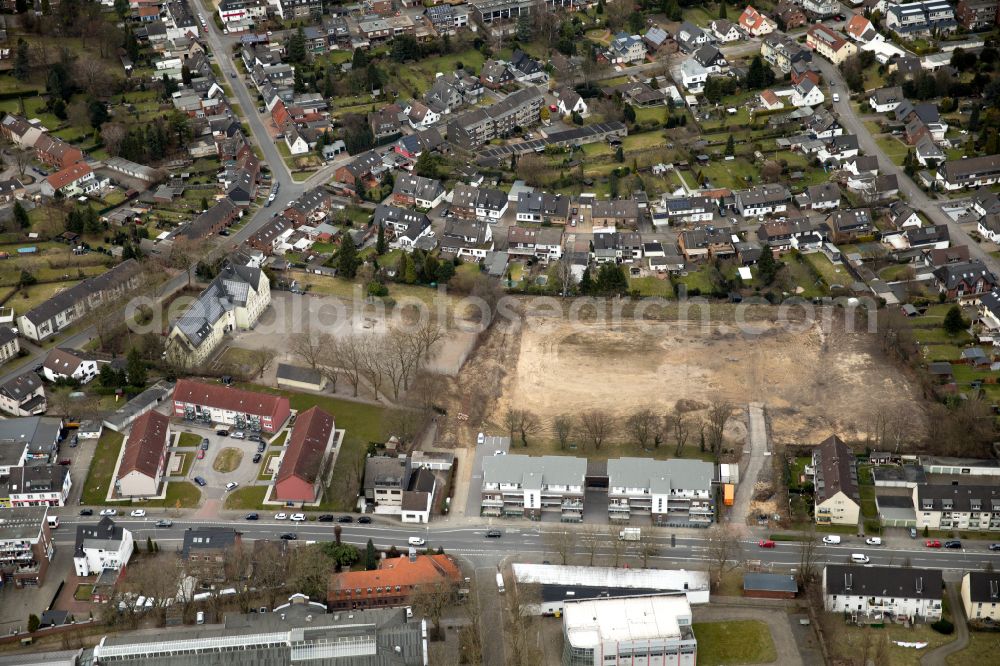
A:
[179,425,269,500]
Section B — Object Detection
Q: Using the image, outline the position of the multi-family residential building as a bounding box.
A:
[392,174,446,209]
[811,435,861,526]
[824,565,943,622]
[469,0,534,28]
[956,0,998,30]
[181,527,242,583]
[734,184,790,217]
[328,553,462,610]
[761,32,813,74]
[0,506,53,587]
[165,263,271,368]
[172,379,291,434]
[273,406,336,505]
[885,0,957,37]
[803,0,838,17]
[738,5,777,36]
[936,154,1000,191]
[913,482,1000,531]
[562,595,698,666]
[481,454,586,522]
[447,87,542,150]
[934,260,997,299]
[115,411,170,499]
[962,571,1000,621]
[72,516,134,577]
[806,24,858,64]
[0,371,46,417]
[0,327,19,365]
[440,218,494,260]
[607,458,715,526]
[515,192,571,225]
[0,465,71,507]
[607,32,647,64]
[269,0,321,20]
[507,226,564,263]
[17,259,142,342]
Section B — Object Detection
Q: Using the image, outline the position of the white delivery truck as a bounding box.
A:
[496,572,505,593]
[618,528,641,541]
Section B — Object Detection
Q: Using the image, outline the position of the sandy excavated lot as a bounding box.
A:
[496,314,926,445]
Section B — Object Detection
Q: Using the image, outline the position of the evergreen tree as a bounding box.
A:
[403,253,417,284]
[201,197,209,211]
[623,103,636,123]
[943,305,967,336]
[352,48,369,70]
[596,0,604,14]
[12,202,29,230]
[579,267,593,294]
[609,171,619,198]
[114,0,129,19]
[748,56,765,89]
[88,99,109,130]
[968,105,981,133]
[436,261,455,283]
[181,64,192,85]
[286,27,307,65]
[375,223,387,255]
[126,347,147,387]
[719,1,727,19]
[364,539,378,571]
[725,134,735,156]
[337,237,361,279]
[15,0,27,13]
[517,13,534,42]
[757,244,778,285]
[13,39,30,82]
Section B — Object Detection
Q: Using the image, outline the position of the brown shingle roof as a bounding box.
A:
[118,411,169,480]
[276,406,334,487]
[814,435,859,504]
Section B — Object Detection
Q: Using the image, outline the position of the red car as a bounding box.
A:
[925,539,942,548]
[58,459,71,465]
[548,104,557,112]
[758,539,776,548]
[197,449,205,459]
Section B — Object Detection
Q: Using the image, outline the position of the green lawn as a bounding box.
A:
[692,621,777,666]
[697,158,757,190]
[177,432,201,447]
[82,430,125,505]
[674,264,719,295]
[629,276,674,297]
[73,584,94,601]
[837,623,953,666]
[258,451,281,480]
[876,136,910,165]
[141,482,201,509]
[224,484,268,510]
[911,327,973,345]
[948,632,1000,665]
[622,131,667,152]
[803,253,849,287]
[879,263,916,281]
[270,430,288,447]
[633,106,666,125]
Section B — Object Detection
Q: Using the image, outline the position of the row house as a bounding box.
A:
[440,218,494,261]
[652,196,715,227]
[756,218,821,252]
[0,507,53,588]
[515,191,571,225]
[481,454,586,521]
[451,183,508,222]
[392,174,446,209]
[734,184,789,217]
[962,571,1000,622]
[806,24,858,65]
[175,199,239,241]
[885,0,957,38]
[956,0,999,30]
[678,227,735,261]
[738,5,777,36]
[824,566,943,622]
[914,482,1000,531]
[33,135,85,170]
[761,33,813,76]
[591,199,640,228]
[936,154,1000,191]
[593,232,642,264]
[506,226,564,263]
[608,458,715,526]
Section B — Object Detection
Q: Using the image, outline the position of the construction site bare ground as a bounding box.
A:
[491,307,927,446]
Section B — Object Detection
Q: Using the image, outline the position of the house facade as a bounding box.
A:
[72,516,134,577]
[812,435,861,526]
[824,565,943,622]
[115,411,170,499]
[172,379,291,434]
[481,454,586,522]
[607,458,715,527]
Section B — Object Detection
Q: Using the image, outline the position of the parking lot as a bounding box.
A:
[175,423,273,501]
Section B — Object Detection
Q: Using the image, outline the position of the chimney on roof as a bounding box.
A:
[915,577,923,594]
[845,573,852,591]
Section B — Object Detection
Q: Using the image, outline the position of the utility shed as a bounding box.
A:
[743,572,799,599]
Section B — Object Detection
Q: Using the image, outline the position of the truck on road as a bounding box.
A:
[496,572,505,593]
[619,528,641,541]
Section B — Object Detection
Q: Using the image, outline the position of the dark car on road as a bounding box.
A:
[358,516,372,524]
[194,476,207,487]
[80,509,93,516]
[248,434,261,442]
[317,514,334,522]
[944,540,962,549]
[337,516,353,523]
[990,543,1000,552]
[486,529,502,538]
[252,453,262,463]
[246,513,259,520]
[257,442,266,453]
[280,533,297,540]
[156,520,173,528]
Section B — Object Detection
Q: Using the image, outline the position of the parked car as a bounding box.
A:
[197,449,205,459]
[280,533,297,540]
[317,514,334,522]
[248,434,261,442]
[245,512,259,520]
[80,509,93,516]
[100,509,117,516]
[989,543,1000,552]
[130,510,146,517]
[200,440,210,450]
[156,519,173,528]
[358,516,372,524]
[925,539,942,548]
[408,537,426,546]
[944,540,962,549]
[865,537,882,546]
[216,429,229,437]
[290,513,306,521]
[822,535,841,545]
[337,515,353,523]
[485,529,502,538]
[757,540,776,548]
[231,431,245,440]
[194,476,207,487]
[909,527,918,538]
[225,482,239,491]
[257,442,266,453]
[58,459,72,465]
[274,513,288,520]
[252,453,262,463]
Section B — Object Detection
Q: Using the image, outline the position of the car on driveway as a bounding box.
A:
[130,510,146,517]
[226,482,239,491]
[80,509,93,516]
[100,509,117,516]
[245,513,259,520]
[944,540,962,549]
[925,539,942,548]
[156,519,173,528]
[194,476,207,487]
[318,514,334,522]
[337,515,353,523]
[274,513,288,520]
[290,513,306,521]
[280,533,297,540]
[358,516,372,524]
[758,539,776,548]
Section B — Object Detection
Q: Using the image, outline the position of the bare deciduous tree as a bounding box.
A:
[664,408,690,457]
[639,532,659,568]
[411,581,456,639]
[334,336,365,397]
[545,528,574,566]
[706,401,734,461]
[517,411,541,448]
[583,525,601,566]
[607,525,626,568]
[704,525,740,589]
[247,348,275,378]
[289,331,329,369]
[552,414,573,450]
[625,408,658,451]
[579,410,613,451]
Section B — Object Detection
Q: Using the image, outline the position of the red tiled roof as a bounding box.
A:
[276,406,334,490]
[328,554,461,602]
[118,411,169,480]
[173,379,290,420]
[46,162,92,191]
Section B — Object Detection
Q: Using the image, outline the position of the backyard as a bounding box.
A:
[82,430,125,505]
[692,620,777,666]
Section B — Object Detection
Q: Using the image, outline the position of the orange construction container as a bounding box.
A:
[723,484,735,506]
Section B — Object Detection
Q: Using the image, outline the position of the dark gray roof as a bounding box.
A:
[916,483,1000,513]
[181,527,240,558]
[744,573,798,593]
[825,565,942,600]
[74,516,127,558]
[966,571,1000,603]
[20,259,140,327]
[173,263,262,350]
[813,435,859,503]
[275,363,323,386]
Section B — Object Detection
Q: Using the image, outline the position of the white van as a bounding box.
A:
[196,611,205,625]
[822,535,841,545]
[408,537,426,547]
[851,553,870,564]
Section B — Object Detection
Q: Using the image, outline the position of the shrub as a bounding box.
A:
[931,619,954,635]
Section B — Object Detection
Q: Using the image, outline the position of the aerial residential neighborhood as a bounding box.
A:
[0,0,999,664]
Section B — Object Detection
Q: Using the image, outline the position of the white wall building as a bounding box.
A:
[823,565,943,622]
[607,458,715,526]
[73,516,134,577]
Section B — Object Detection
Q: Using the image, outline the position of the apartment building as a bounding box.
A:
[607,458,715,526]
[440,218,494,260]
[172,379,291,434]
[515,192,571,225]
[956,0,998,30]
[936,154,1000,191]
[0,465,71,507]
[469,0,534,27]
[0,506,53,587]
[481,454,586,522]
[824,565,943,622]
[806,24,858,64]
[273,406,336,505]
[812,435,861,526]
[913,482,1000,531]
[446,87,542,150]
[734,184,790,217]
[115,411,170,499]
[962,571,1000,621]
[885,0,957,37]
[392,174,446,209]
[73,516,134,577]
[506,226,565,263]
[165,263,271,368]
